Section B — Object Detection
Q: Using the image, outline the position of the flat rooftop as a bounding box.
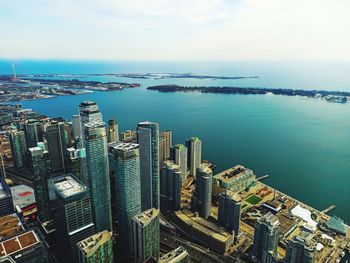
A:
[133,208,159,226]
[78,230,112,256]
[108,142,139,151]
[10,185,35,209]
[214,165,253,182]
[0,230,39,258]
[159,246,188,262]
[0,214,24,241]
[52,175,86,198]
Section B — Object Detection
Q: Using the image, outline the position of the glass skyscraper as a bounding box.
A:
[171,144,187,181]
[46,121,67,174]
[84,121,112,232]
[186,137,202,177]
[137,121,160,210]
[9,130,27,169]
[109,142,141,256]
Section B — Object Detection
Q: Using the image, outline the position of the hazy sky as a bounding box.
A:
[1,0,349,61]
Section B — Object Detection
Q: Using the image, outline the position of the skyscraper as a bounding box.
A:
[218,190,241,242]
[159,130,172,165]
[46,121,67,174]
[0,176,14,216]
[137,121,160,210]
[191,163,212,219]
[66,147,88,185]
[77,230,114,263]
[24,119,43,148]
[49,174,95,263]
[79,101,103,125]
[108,142,141,255]
[107,119,119,143]
[186,137,201,177]
[72,114,82,139]
[132,208,160,263]
[160,160,182,213]
[29,146,52,222]
[252,212,280,263]
[9,130,27,169]
[84,121,112,232]
[285,235,316,263]
[171,144,187,181]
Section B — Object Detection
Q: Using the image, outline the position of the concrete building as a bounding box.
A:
[0,176,14,216]
[84,121,112,232]
[121,130,137,143]
[46,121,67,174]
[191,163,212,219]
[9,130,27,169]
[252,212,280,263]
[186,137,201,177]
[285,235,316,263]
[160,160,182,213]
[132,208,160,263]
[218,190,241,242]
[213,165,255,195]
[77,230,114,263]
[159,246,190,263]
[108,142,141,256]
[171,144,187,181]
[137,121,160,210]
[107,119,119,143]
[49,174,95,263]
[29,146,51,222]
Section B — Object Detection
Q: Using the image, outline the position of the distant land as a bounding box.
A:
[147,85,350,103]
[14,73,259,80]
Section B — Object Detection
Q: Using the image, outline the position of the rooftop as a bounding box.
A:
[0,214,24,241]
[0,230,39,258]
[326,216,346,235]
[78,230,112,257]
[214,165,253,182]
[259,212,280,228]
[10,184,35,209]
[133,208,159,226]
[83,121,105,129]
[51,175,87,198]
[159,246,189,263]
[108,142,139,151]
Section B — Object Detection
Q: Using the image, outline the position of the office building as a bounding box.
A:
[161,130,172,160]
[137,121,160,210]
[213,165,255,195]
[46,121,67,174]
[72,114,82,139]
[84,121,112,232]
[9,130,27,169]
[107,119,119,143]
[160,160,182,213]
[159,135,166,167]
[186,137,201,177]
[108,142,141,255]
[191,163,212,219]
[121,130,137,143]
[218,190,241,242]
[24,119,43,148]
[159,246,190,263]
[29,146,51,222]
[0,176,14,216]
[252,212,280,263]
[79,101,103,125]
[171,144,187,181]
[49,174,95,263]
[285,234,316,263]
[66,147,88,185]
[77,230,114,263]
[132,208,160,263]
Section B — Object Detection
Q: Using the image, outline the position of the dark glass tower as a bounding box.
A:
[9,130,27,169]
[49,174,95,263]
[137,121,160,210]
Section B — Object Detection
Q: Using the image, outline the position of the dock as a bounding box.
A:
[321,205,336,214]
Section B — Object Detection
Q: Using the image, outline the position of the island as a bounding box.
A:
[147,85,350,103]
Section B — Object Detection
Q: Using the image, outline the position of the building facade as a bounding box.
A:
[108,142,141,255]
[107,119,119,143]
[132,208,160,263]
[137,121,160,210]
[46,121,67,174]
[9,130,27,169]
[84,121,112,232]
[171,144,187,181]
[186,137,201,177]
[284,235,316,263]
[0,176,14,216]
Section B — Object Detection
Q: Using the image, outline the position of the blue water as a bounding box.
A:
[1,60,350,222]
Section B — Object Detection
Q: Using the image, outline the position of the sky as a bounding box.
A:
[0,0,350,61]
